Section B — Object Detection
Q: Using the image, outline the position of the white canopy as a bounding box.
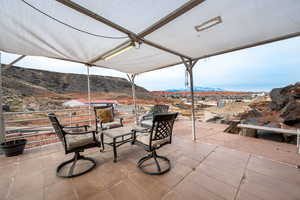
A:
[1,0,300,73]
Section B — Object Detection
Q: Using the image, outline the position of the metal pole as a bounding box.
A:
[127,74,138,124]
[132,75,138,124]
[181,58,198,141]
[297,129,300,154]
[86,65,91,126]
[131,75,138,124]
[188,66,196,141]
[0,52,5,143]
[7,55,26,67]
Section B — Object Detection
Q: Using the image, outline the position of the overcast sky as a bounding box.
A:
[1,37,300,92]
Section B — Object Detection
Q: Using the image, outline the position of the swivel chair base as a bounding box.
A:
[56,151,96,178]
[137,150,170,175]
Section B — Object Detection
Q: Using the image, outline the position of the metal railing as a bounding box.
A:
[4,108,94,147]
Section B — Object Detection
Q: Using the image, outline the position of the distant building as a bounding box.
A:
[63,99,118,107]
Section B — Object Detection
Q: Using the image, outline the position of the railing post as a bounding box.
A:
[0,52,5,143]
[69,111,72,126]
[297,129,300,154]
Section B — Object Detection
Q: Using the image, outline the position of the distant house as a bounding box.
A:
[63,99,118,108]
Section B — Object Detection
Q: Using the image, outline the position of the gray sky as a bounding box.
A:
[2,37,300,92]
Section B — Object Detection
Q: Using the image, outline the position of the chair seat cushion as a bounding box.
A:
[102,121,122,130]
[66,133,95,150]
[136,133,170,148]
[140,120,153,128]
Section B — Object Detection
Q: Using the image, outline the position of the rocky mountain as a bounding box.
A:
[2,65,151,111]
[269,82,300,126]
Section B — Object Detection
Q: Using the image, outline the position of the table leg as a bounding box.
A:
[100,132,105,152]
[113,138,117,163]
[131,131,136,145]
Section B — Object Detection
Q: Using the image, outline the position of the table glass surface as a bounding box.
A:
[102,125,147,138]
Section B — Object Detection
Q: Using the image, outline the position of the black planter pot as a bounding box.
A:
[0,139,27,157]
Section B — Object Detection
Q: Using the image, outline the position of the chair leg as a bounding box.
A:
[153,151,162,172]
[68,152,78,177]
[56,152,96,178]
[137,150,170,175]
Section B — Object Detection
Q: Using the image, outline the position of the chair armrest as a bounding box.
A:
[116,117,123,126]
[141,113,153,121]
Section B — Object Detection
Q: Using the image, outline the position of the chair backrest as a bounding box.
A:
[152,105,169,114]
[151,112,178,144]
[48,113,65,143]
[94,104,115,118]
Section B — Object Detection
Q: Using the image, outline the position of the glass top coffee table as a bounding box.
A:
[101,125,147,162]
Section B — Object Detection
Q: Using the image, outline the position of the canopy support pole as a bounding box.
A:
[86,65,92,126]
[0,52,5,143]
[181,57,198,141]
[127,74,138,124]
[7,55,26,68]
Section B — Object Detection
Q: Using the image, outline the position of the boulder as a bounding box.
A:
[280,100,300,126]
[241,118,269,126]
[257,123,284,142]
[206,116,222,123]
[239,109,262,120]
[269,85,293,110]
[249,100,270,113]
[269,82,300,111]
[203,111,219,122]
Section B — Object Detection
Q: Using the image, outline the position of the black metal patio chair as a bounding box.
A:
[134,112,178,175]
[48,113,101,178]
[94,104,123,131]
[139,104,169,128]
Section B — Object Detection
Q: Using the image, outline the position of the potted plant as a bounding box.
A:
[0,139,27,157]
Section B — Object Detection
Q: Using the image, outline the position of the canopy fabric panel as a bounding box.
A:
[95,44,181,73]
[72,0,190,34]
[1,0,300,73]
[145,0,300,59]
[0,0,128,61]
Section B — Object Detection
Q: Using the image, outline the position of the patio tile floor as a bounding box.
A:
[1,121,300,200]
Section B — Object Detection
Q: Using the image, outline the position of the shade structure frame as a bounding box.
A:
[1,0,300,74]
[86,64,92,126]
[181,57,198,141]
[0,52,4,143]
[89,0,206,64]
[55,0,193,62]
[127,73,139,124]
[1,0,300,142]
[6,55,26,68]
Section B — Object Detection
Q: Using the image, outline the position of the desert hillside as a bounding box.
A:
[2,65,157,111]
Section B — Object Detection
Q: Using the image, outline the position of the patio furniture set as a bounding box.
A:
[48,105,178,178]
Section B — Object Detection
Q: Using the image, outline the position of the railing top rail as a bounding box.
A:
[5,113,92,123]
[6,119,95,133]
[3,108,92,115]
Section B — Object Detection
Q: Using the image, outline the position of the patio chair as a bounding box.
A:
[139,104,169,128]
[94,105,123,132]
[134,112,178,175]
[48,113,101,178]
